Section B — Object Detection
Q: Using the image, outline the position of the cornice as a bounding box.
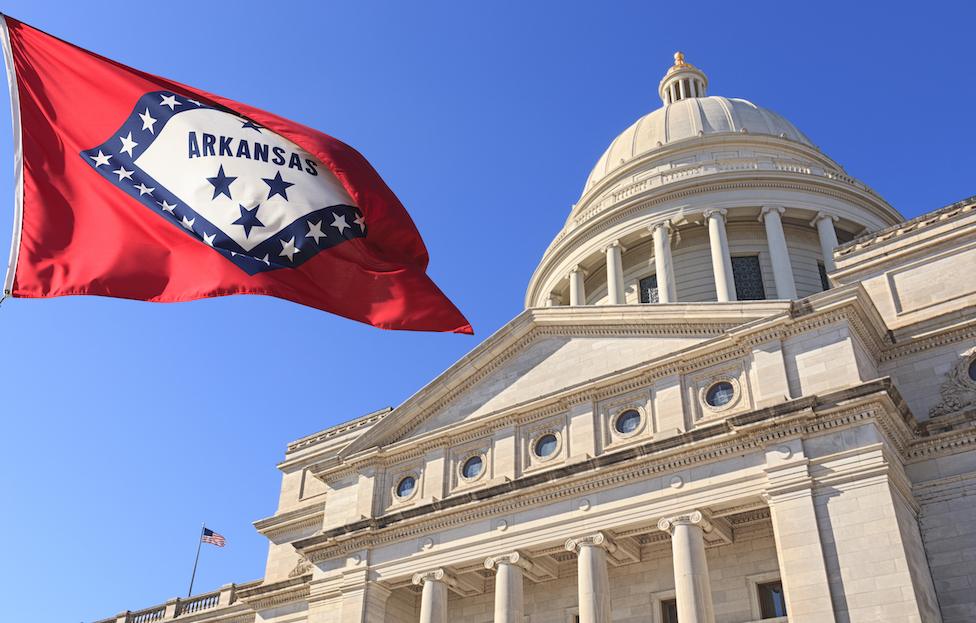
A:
[253,502,326,540]
[234,575,311,612]
[295,380,913,563]
[836,195,976,259]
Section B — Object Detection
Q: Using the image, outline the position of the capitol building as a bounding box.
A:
[97,54,976,623]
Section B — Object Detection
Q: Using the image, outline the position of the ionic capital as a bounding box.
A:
[650,219,673,235]
[569,264,588,277]
[603,240,626,253]
[759,205,785,222]
[810,211,839,226]
[564,531,617,555]
[702,208,727,222]
[657,509,713,535]
[484,550,528,571]
[411,568,447,586]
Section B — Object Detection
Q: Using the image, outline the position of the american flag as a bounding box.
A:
[201,527,226,547]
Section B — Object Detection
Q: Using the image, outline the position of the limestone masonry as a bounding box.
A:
[96,53,976,623]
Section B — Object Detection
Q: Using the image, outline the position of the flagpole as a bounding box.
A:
[187,523,205,597]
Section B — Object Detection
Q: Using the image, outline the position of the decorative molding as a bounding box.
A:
[929,348,976,418]
[253,503,325,540]
[836,195,975,258]
[234,576,311,612]
[287,555,312,578]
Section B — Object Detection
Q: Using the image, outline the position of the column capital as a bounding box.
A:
[484,551,528,571]
[702,208,727,221]
[569,264,588,277]
[602,240,626,253]
[412,568,448,586]
[810,211,839,226]
[650,219,673,234]
[565,531,617,555]
[657,510,713,535]
[758,205,785,221]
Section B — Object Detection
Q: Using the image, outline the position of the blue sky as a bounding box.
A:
[0,2,972,621]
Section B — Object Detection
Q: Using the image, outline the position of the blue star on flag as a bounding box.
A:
[233,204,265,238]
[207,164,237,200]
[262,170,295,201]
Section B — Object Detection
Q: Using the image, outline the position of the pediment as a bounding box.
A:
[340,303,791,456]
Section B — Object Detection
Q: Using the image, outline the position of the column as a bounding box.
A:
[412,569,449,623]
[658,511,715,623]
[605,241,625,305]
[651,220,677,303]
[565,532,614,623]
[812,212,840,272]
[569,266,586,306]
[703,209,736,302]
[485,553,526,623]
[545,292,562,307]
[759,206,797,299]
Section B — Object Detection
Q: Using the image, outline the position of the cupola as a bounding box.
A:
[658,51,707,104]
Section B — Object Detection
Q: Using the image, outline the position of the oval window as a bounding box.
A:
[705,381,735,407]
[615,409,642,435]
[395,475,416,498]
[969,359,976,382]
[461,455,484,479]
[534,433,559,458]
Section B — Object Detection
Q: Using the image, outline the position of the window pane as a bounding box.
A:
[731,255,766,300]
[640,274,659,304]
[758,581,788,618]
[818,262,830,291]
[661,598,679,623]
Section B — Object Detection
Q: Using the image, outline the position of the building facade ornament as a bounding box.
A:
[929,349,976,418]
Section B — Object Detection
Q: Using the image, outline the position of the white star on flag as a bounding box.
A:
[331,213,349,234]
[90,150,111,167]
[160,94,181,110]
[112,166,133,181]
[134,182,155,196]
[354,214,366,231]
[180,216,195,230]
[139,108,157,134]
[202,232,216,246]
[279,237,300,261]
[158,200,176,214]
[118,131,137,156]
[186,98,202,106]
[261,254,270,266]
[305,220,326,243]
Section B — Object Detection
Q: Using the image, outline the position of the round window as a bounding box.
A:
[395,475,416,499]
[461,455,484,480]
[614,409,642,435]
[534,433,559,458]
[969,359,976,382]
[705,381,735,407]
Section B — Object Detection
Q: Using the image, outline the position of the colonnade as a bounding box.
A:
[561,207,841,305]
[412,510,717,623]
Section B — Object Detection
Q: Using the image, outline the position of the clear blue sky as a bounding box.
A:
[0,2,972,621]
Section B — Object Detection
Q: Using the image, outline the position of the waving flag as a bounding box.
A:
[0,15,472,334]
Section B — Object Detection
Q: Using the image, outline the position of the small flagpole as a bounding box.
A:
[187,523,205,597]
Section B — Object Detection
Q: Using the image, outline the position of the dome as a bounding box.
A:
[583,96,813,192]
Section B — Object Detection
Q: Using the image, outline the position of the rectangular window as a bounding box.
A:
[757,580,788,618]
[731,255,766,300]
[661,598,679,623]
[818,261,830,291]
[639,274,659,303]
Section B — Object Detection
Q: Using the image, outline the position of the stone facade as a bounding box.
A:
[95,56,976,623]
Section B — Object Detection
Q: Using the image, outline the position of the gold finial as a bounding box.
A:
[673,51,686,67]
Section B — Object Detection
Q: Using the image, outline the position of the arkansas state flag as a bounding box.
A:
[0,16,472,334]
